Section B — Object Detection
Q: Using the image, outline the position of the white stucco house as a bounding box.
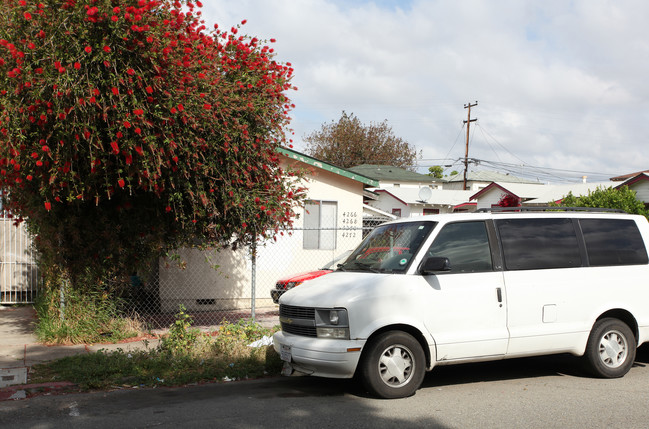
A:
[470,181,617,210]
[614,172,649,205]
[442,170,541,192]
[368,187,476,217]
[157,148,378,313]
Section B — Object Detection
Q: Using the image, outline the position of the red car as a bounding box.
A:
[271,251,352,304]
[271,247,409,303]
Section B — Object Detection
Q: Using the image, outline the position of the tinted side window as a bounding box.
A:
[580,219,649,266]
[497,218,582,270]
[426,221,492,273]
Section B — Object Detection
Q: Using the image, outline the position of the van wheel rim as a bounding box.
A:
[598,330,628,368]
[378,344,414,387]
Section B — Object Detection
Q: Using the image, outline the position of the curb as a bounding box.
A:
[0,381,77,401]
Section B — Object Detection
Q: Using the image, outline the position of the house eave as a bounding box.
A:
[278,147,379,187]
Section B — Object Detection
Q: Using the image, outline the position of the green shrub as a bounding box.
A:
[30,318,283,390]
[158,305,201,355]
[556,186,649,217]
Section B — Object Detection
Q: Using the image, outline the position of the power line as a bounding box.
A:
[442,121,466,163]
[475,123,528,166]
[427,104,619,183]
[414,157,619,183]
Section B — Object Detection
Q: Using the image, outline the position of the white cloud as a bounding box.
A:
[201,0,649,182]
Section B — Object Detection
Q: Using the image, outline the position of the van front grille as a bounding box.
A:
[279,304,317,337]
[280,304,315,320]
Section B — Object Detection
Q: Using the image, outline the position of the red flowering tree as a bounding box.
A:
[497,193,520,208]
[0,0,303,288]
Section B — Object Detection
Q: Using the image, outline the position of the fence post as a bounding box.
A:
[250,240,257,321]
[60,278,66,321]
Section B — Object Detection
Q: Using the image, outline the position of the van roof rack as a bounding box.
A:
[477,206,628,214]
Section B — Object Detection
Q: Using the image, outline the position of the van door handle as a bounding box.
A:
[496,288,503,307]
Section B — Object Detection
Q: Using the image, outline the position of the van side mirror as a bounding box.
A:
[419,256,452,275]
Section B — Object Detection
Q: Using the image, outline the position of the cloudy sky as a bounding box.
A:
[201,0,649,183]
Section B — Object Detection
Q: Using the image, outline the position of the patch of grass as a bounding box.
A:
[29,314,283,390]
[34,283,142,345]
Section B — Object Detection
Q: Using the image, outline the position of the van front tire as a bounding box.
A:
[359,331,425,399]
[584,318,636,378]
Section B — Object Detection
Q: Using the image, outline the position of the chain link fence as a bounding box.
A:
[0,210,389,330]
[125,219,390,330]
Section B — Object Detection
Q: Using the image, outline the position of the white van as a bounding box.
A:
[273,209,649,398]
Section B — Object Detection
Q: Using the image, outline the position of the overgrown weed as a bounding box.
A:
[29,306,283,390]
[34,283,142,344]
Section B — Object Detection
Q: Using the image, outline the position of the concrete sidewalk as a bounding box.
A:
[0,304,279,400]
[0,305,160,372]
[0,304,165,400]
[0,304,161,397]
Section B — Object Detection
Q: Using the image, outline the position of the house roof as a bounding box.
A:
[445,170,540,184]
[524,183,616,204]
[348,164,433,183]
[374,187,474,207]
[362,204,398,220]
[277,148,379,187]
[610,170,649,181]
[470,182,545,201]
[471,181,616,204]
[615,172,649,188]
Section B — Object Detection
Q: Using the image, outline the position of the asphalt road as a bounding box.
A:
[3,345,649,429]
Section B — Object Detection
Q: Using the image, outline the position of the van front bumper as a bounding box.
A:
[273,331,365,379]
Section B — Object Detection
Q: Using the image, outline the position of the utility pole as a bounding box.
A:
[463,101,478,190]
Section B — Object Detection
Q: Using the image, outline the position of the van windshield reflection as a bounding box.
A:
[338,221,436,273]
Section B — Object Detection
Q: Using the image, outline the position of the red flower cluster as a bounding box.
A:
[0,0,303,280]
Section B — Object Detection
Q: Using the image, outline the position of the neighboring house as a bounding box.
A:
[362,203,397,223]
[442,170,541,192]
[470,181,617,210]
[347,164,440,189]
[157,148,378,312]
[369,188,475,217]
[610,170,649,183]
[350,166,545,216]
[614,172,649,205]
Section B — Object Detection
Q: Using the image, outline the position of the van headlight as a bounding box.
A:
[315,308,349,339]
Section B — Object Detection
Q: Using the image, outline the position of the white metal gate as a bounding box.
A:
[0,218,39,304]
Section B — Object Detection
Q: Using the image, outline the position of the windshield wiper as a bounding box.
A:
[340,260,382,273]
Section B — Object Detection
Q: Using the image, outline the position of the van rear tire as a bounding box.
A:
[584,318,635,378]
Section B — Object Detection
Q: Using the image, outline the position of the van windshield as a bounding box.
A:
[338,221,436,273]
